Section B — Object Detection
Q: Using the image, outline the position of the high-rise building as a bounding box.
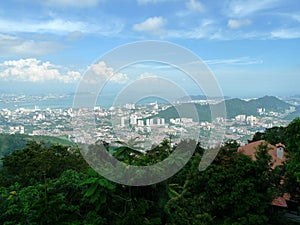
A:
[120,117,126,127]
[138,120,144,126]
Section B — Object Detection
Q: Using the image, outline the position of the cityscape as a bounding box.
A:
[0,0,300,223]
[0,93,297,149]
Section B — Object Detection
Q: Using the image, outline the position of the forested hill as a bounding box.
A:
[156,95,292,122]
[221,95,291,118]
[0,133,74,163]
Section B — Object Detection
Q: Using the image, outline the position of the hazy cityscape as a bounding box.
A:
[0,93,297,149]
[0,0,300,224]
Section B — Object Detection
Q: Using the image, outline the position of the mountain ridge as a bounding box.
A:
[155,95,292,122]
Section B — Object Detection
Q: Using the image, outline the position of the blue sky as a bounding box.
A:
[0,0,299,98]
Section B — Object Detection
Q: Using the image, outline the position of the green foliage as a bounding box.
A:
[0,133,75,166]
[156,96,291,122]
[164,142,279,225]
[153,103,211,122]
[0,141,88,187]
[249,118,300,210]
[0,170,87,224]
[251,126,286,145]
[1,126,299,225]
[0,133,27,166]
[285,118,300,153]
[284,118,300,203]
[80,169,115,206]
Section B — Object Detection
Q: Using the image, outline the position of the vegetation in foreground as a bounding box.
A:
[0,119,300,224]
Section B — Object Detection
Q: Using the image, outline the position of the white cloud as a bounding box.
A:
[186,0,205,13]
[167,19,218,39]
[227,19,252,29]
[0,58,81,83]
[66,31,84,41]
[176,0,205,17]
[225,0,281,17]
[139,72,157,79]
[0,18,123,36]
[90,61,129,84]
[136,0,173,5]
[204,57,263,65]
[44,0,103,8]
[132,17,167,36]
[0,34,18,41]
[10,41,62,56]
[277,12,300,22]
[271,28,300,39]
[288,13,300,22]
[0,34,64,57]
[110,73,129,83]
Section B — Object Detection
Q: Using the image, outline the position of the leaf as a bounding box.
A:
[79,177,98,186]
[86,168,98,177]
[98,179,115,191]
[84,183,98,198]
[89,192,99,204]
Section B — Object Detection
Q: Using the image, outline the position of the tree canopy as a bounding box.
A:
[1,119,300,224]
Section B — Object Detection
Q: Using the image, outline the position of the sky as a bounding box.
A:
[0,0,299,98]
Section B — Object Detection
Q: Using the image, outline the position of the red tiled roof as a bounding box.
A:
[272,196,288,207]
[276,143,286,148]
[238,140,287,168]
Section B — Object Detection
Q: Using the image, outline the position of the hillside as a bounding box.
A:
[156,96,291,122]
[154,103,211,122]
[248,95,291,112]
[219,98,258,118]
[285,106,300,120]
[0,133,75,164]
[177,95,230,102]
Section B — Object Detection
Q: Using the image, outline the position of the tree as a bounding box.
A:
[250,126,286,145]
[284,118,300,203]
[165,141,277,225]
[113,137,145,164]
[0,141,88,187]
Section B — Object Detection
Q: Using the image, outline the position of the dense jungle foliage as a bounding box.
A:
[0,119,300,224]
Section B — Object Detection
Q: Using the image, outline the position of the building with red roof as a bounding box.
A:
[238,140,287,168]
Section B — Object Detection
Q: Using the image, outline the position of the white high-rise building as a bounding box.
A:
[137,120,144,126]
[149,119,154,126]
[157,118,160,125]
[20,126,25,134]
[146,119,150,126]
[120,117,126,127]
[130,115,138,125]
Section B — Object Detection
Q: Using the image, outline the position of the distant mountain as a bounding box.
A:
[248,96,291,111]
[177,95,207,101]
[223,96,291,118]
[285,105,300,120]
[154,103,211,122]
[221,98,258,118]
[289,94,300,99]
[155,96,292,122]
[177,95,230,102]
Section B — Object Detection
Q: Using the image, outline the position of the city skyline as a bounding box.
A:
[0,0,299,98]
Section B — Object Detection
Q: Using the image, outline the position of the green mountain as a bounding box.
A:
[177,95,230,102]
[154,103,211,122]
[248,95,291,111]
[0,133,75,164]
[285,106,300,120]
[221,95,291,118]
[156,96,292,122]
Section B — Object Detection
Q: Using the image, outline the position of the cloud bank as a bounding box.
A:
[0,58,81,83]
